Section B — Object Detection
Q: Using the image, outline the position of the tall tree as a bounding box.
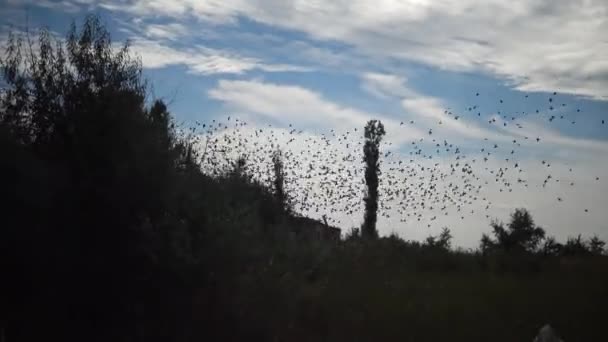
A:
[361,120,385,239]
[0,15,193,341]
[272,149,290,213]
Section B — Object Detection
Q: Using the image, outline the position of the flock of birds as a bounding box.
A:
[185,91,606,231]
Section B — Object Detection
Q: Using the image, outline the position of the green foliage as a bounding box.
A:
[362,119,385,239]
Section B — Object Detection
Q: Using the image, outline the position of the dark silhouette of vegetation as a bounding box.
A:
[425,227,453,251]
[480,208,545,253]
[0,16,205,342]
[558,234,606,257]
[1,16,607,342]
[272,148,290,213]
[542,236,563,256]
[562,235,591,256]
[362,119,385,239]
[589,235,606,255]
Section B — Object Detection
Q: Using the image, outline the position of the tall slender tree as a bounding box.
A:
[362,120,385,239]
[272,149,290,213]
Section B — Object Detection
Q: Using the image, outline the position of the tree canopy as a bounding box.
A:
[481,208,545,253]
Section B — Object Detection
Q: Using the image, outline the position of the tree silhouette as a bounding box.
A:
[589,235,606,256]
[361,120,385,239]
[482,208,545,253]
[480,233,495,255]
[562,235,591,256]
[229,155,250,183]
[272,148,290,213]
[425,227,453,250]
[542,236,563,256]
[0,15,195,341]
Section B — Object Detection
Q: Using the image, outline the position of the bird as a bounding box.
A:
[192,93,604,231]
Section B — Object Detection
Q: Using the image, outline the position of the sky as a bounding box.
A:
[1,0,607,248]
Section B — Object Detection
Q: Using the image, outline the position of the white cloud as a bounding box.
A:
[361,72,413,99]
[400,96,504,141]
[360,71,608,154]
[208,79,361,126]
[361,72,509,142]
[494,117,608,155]
[100,0,608,100]
[207,78,426,143]
[5,0,98,13]
[129,39,312,75]
[143,23,188,40]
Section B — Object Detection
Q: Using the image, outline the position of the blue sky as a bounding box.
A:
[2,0,607,247]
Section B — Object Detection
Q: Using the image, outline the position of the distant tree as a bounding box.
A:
[589,235,606,256]
[425,227,452,250]
[562,234,591,256]
[361,120,385,239]
[231,155,248,179]
[479,233,495,254]
[344,227,361,241]
[482,208,545,253]
[542,236,563,256]
[437,227,453,250]
[272,149,290,213]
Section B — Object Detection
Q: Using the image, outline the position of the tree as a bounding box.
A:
[437,227,453,250]
[0,15,192,341]
[482,208,545,253]
[361,120,385,239]
[542,236,563,256]
[272,148,290,213]
[562,235,591,256]
[589,235,606,256]
[425,227,452,250]
[479,233,495,255]
[230,155,248,179]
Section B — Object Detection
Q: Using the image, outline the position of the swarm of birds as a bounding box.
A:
[185,91,606,230]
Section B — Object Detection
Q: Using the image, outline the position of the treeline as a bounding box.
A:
[1,17,607,342]
[479,208,606,257]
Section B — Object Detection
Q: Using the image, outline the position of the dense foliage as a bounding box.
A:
[1,16,606,342]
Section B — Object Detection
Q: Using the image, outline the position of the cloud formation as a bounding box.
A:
[207,78,425,143]
[129,39,312,75]
[102,0,608,100]
[361,72,514,143]
[360,72,608,153]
